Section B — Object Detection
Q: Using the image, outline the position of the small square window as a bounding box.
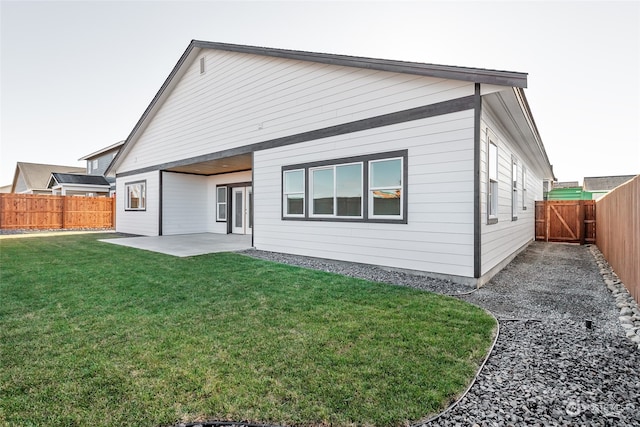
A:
[125,181,146,211]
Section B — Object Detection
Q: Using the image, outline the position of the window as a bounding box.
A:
[488,137,498,224]
[125,181,146,211]
[283,169,305,217]
[512,157,518,221]
[522,167,528,210]
[200,57,206,74]
[92,159,98,170]
[369,158,403,218]
[216,186,227,221]
[310,163,362,217]
[282,150,407,223]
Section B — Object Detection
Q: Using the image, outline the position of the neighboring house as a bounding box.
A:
[79,140,125,194]
[47,173,111,196]
[547,182,591,200]
[0,185,11,193]
[10,162,85,194]
[583,175,636,200]
[108,40,555,286]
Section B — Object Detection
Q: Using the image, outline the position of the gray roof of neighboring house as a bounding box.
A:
[583,175,636,192]
[49,173,110,187]
[12,162,85,192]
[552,181,580,189]
[78,140,125,161]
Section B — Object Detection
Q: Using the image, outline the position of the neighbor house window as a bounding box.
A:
[92,159,99,171]
[512,157,518,221]
[310,163,362,218]
[369,157,403,219]
[522,167,528,210]
[282,150,407,223]
[488,138,498,224]
[283,169,305,217]
[216,186,227,221]
[125,181,146,211]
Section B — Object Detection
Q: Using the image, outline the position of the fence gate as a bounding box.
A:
[535,200,596,244]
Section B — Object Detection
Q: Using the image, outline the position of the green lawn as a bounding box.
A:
[0,234,496,427]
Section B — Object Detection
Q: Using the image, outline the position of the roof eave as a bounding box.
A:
[191,40,528,88]
[79,140,126,161]
[108,40,529,175]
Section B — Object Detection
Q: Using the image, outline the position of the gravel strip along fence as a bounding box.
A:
[243,243,640,426]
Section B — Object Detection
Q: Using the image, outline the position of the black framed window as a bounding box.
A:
[125,180,146,211]
[282,150,407,223]
[216,186,227,221]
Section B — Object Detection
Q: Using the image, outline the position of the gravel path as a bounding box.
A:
[243,242,640,426]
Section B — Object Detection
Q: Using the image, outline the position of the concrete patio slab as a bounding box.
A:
[100,233,252,257]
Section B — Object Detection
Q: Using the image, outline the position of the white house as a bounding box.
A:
[108,40,555,286]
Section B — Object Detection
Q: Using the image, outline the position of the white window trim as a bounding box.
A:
[512,157,518,221]
[522,167,528,210]
[368,157,404,220]
[487,134,498,224]
[216,186,227,222]
[283,169,305,218]
[309,162,363,219]
[125,180,146,211]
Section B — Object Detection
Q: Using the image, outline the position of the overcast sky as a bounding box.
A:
[1,0,638,186]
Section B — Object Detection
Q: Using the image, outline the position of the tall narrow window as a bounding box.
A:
[512,157,518,221]
[125,181,146,211]
[336,163,362,217]
[488,139,498,223]
[199,57,206,74]
[522,167,528,210]
[369,157,403,218]
[216,186,227,221]
[311,167,334,215]
[283,169,305,217]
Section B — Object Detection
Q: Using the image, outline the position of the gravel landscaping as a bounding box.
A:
[243,242,640,426]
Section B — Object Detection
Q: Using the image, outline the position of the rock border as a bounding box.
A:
[590,244,640,349]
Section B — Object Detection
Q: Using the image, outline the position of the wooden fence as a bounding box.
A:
[535,200,596,244]
[0,194,115,230]
[596,175,640,305]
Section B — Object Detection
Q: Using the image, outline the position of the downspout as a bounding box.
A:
[474,83,482,280]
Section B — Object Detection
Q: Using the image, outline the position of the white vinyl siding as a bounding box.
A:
[162,173,209,235]
[116,171,159,236]
[480,102,543,276]
[118,49,474,174]
[254,110,476,278]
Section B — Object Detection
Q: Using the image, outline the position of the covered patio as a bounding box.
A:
[100,233,252,257]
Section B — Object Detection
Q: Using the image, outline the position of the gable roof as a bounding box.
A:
[583,175,636,192]
[108,40,530,176]
[79,140,125,161]
[48,173,110,187]
[11,162,85,192]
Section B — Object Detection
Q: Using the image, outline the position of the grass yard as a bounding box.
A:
[0,234,496,427]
